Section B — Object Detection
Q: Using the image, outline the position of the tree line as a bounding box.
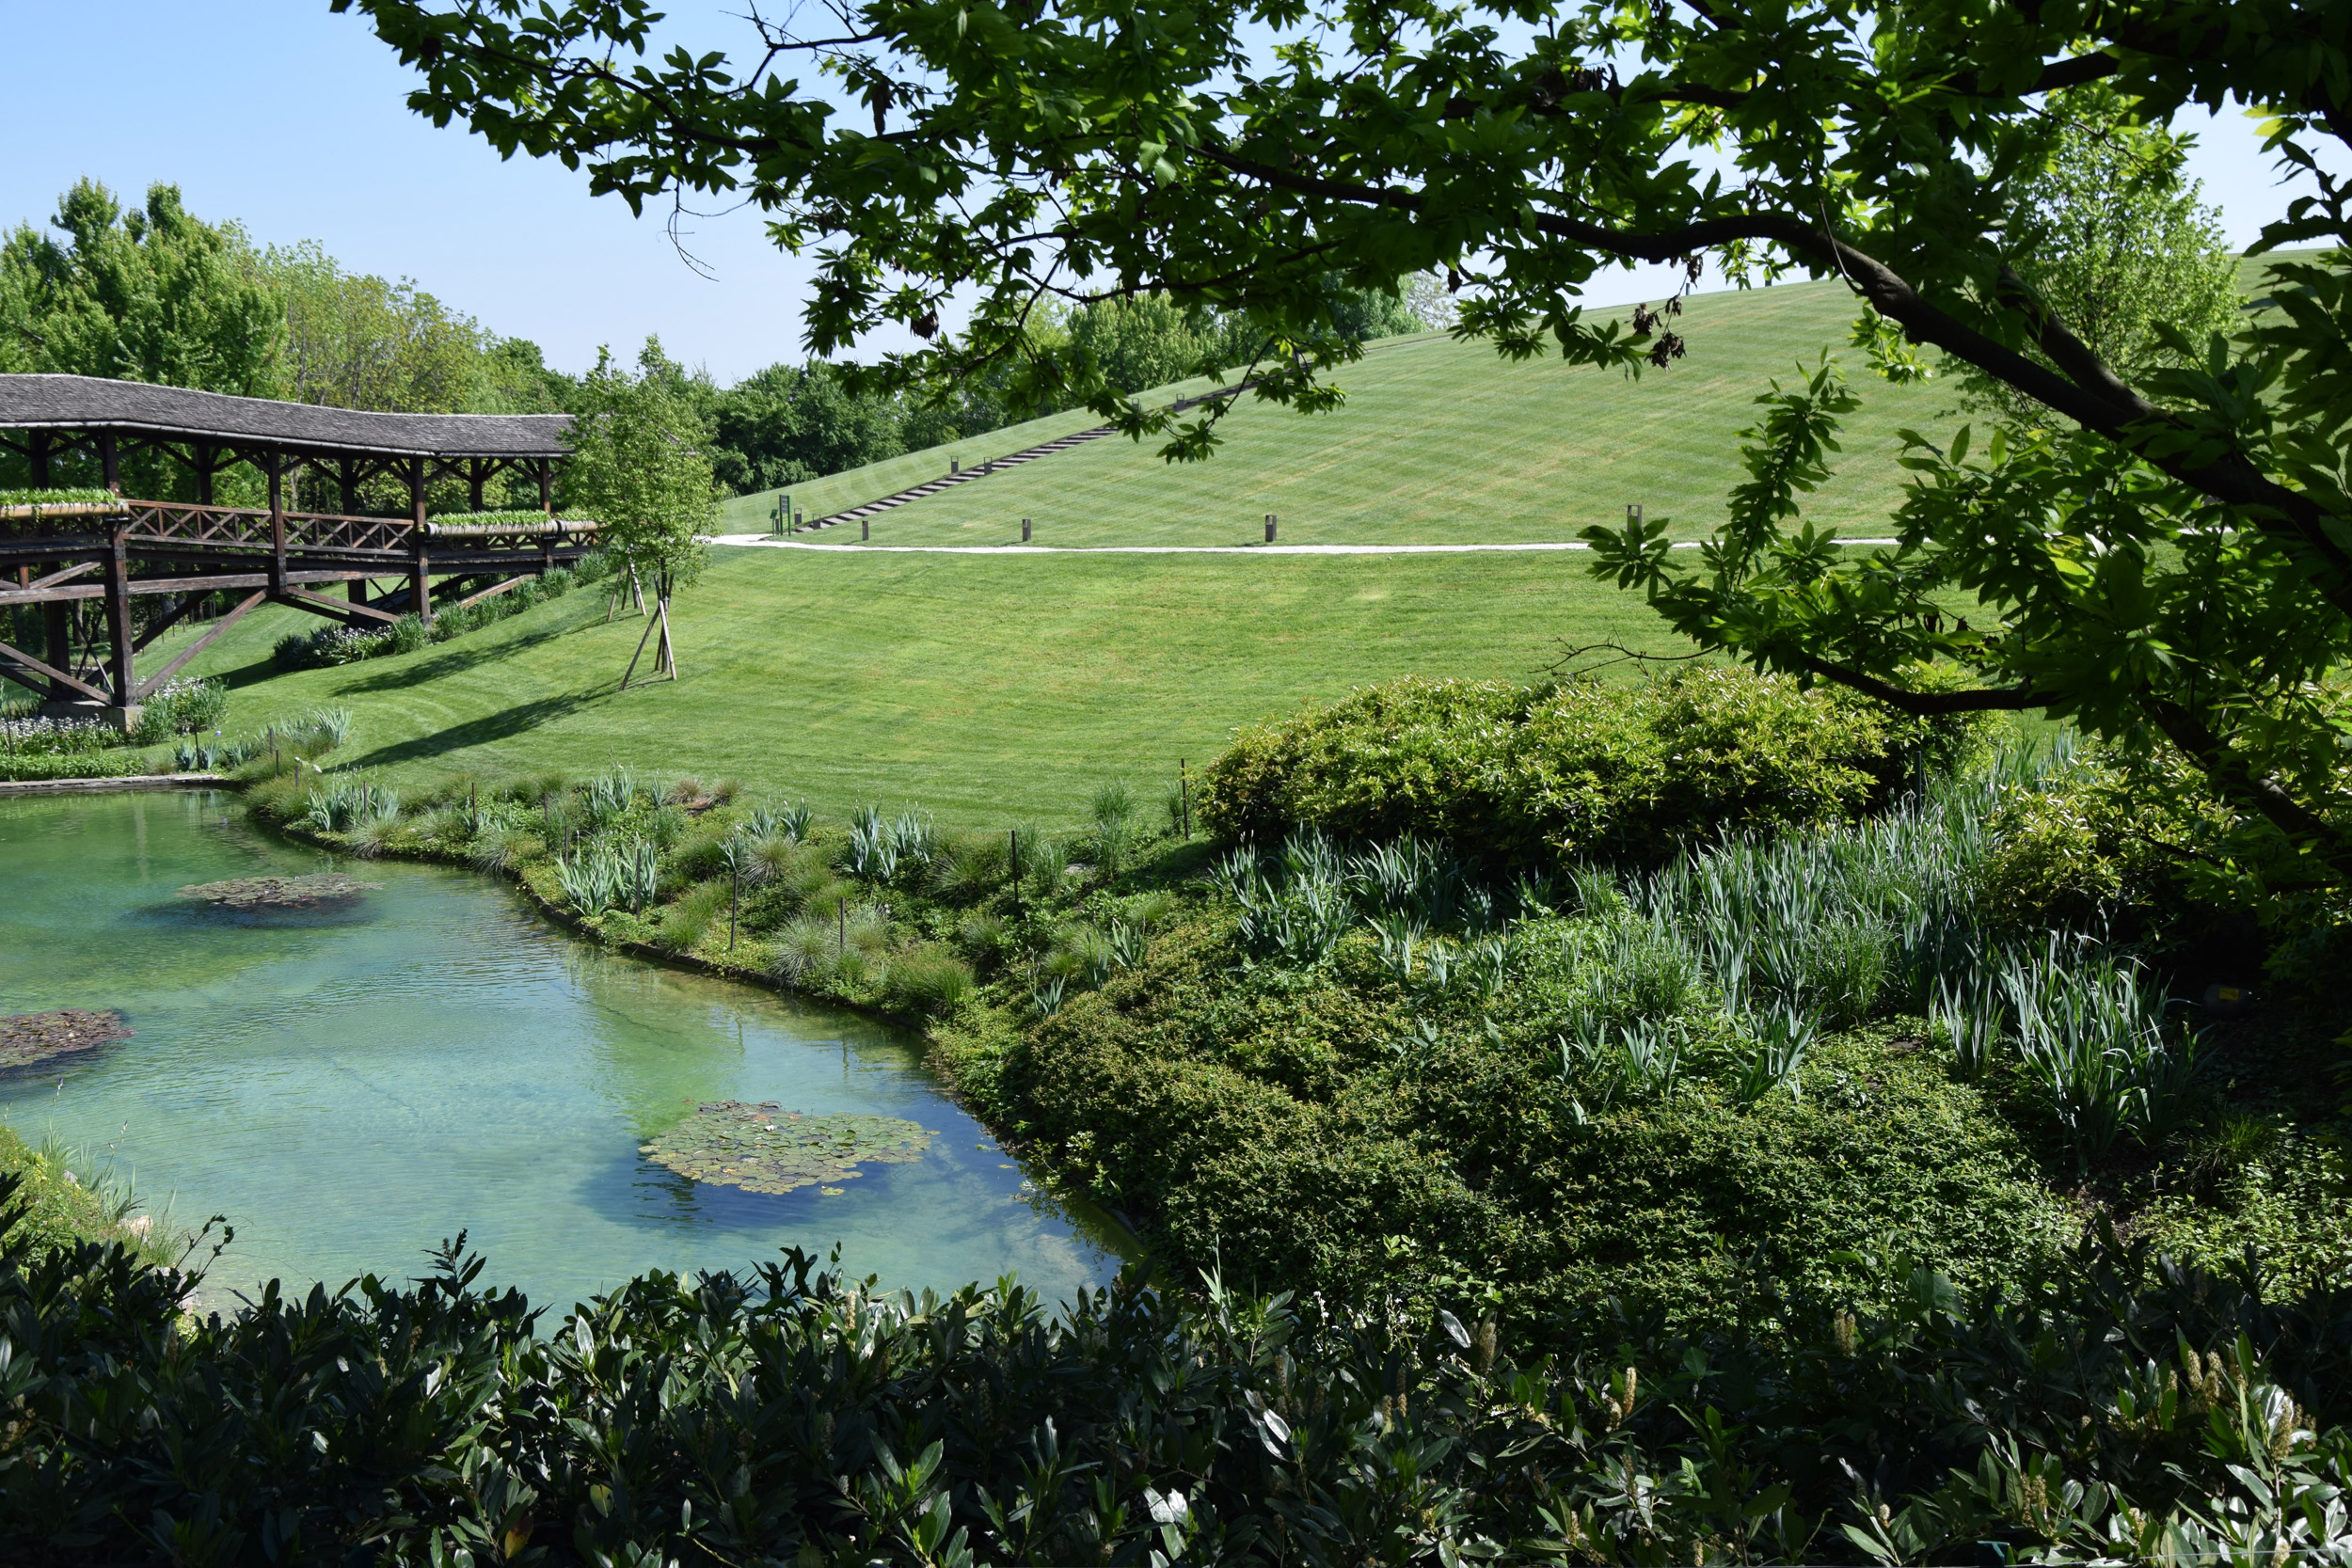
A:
[0,178,1431,509]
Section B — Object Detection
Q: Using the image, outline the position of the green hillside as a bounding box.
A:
[145,277,1976,817]
[723,278,1949,548]
[159,549,1663,823]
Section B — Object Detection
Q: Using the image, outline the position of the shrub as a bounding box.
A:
[132,676,226,741]
[1200,667,1989,870]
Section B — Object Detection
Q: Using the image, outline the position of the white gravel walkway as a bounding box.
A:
[707,534,1901,555]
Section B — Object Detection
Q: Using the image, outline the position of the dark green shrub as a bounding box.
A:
[8,1170,2352,1568]
[960,908,2066,1321]
[1200,667,1993,868]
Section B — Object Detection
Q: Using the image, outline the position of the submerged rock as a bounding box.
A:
[641,1101,934,1196]
[174,873,382,910]
[0,1008,132,1070]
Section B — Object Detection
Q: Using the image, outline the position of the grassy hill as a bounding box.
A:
[161,550,1662,823]
[722,277,1950,547]
[150,277,1970,820]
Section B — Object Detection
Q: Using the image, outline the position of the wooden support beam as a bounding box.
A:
[132,590,210,654]
[408,455,433,626]
[273,585,403,626]
[103,527,135,705]
[458,575,532,610]
[0,635,110,704]
[131,591,266,702]
[40,600,70,701]
[267,459,286,593]
[28,433,48,488]
[27,562,99,592]
[468,458,485,513]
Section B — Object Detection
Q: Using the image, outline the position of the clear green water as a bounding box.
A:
[0,790,1127,1312]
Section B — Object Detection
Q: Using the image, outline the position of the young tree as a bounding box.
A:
[1945,101,2241,428]
[343,0,2352,891]
[563,340,715,688]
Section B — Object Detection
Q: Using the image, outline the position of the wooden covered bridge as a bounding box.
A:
[0,373,596,722]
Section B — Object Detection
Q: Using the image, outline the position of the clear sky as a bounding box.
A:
[0,1,2315,386]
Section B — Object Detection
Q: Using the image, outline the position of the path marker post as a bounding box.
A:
[1264,513,1277,543]
[1022,517,1032,543]
[863,518,869,541]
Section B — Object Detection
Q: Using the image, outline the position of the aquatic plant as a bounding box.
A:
[555,836,657,917]
[174,873,381,909]
[0,1009,131,1071]
[302,778,399,833]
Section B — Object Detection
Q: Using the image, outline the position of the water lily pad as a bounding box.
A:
[0,1008,131,1070]
[640,1101,933,1196]
[176,873,382,910]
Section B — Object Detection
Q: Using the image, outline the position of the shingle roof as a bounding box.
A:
[0,373,570,460]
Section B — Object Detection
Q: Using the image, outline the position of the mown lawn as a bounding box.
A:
[163,546,1679,824]
[726,278,1954,549]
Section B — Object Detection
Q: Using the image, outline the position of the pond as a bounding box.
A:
[0,789,1130,1312]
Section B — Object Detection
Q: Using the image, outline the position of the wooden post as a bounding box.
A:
[408,456,432,624]
[99,433,119,494]
[1180,759,1190,838]
[338,458,358,515]
[347,577,368,606]
[103,525,134,711]
[467,459,485,515]
[536,459,552,515]
[268,459,287,594]
[1009,828,1020,917]
[27,433,47,489]
[199,444,217,506]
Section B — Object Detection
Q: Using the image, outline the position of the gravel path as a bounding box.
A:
[707,534,1901,555]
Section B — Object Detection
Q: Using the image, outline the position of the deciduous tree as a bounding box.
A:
[564,339,715,688]
[322,0,2352,890]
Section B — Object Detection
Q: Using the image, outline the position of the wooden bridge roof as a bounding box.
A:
[0,373,571,460]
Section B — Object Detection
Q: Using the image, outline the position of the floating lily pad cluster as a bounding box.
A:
[175,873,382,910]
[641,1101,933,1196]
[0,1008,131,1070]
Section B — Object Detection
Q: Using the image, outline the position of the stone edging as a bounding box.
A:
[0,772,226,796]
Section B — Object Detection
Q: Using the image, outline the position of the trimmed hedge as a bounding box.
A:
[1200,666,1992,866]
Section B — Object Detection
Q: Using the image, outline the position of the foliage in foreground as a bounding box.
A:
[244,669,2345,1334]
[6,1172,2352,1567]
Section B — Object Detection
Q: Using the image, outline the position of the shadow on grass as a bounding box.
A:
[339,689,611,769]
[326,610,604,695]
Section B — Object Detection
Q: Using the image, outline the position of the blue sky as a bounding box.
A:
[0,1,2315,385]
